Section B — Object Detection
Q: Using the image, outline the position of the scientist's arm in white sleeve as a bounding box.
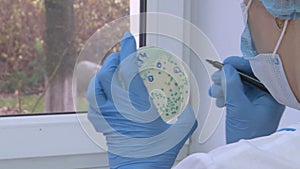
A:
[173,124,300,169]
[173,153,215,169]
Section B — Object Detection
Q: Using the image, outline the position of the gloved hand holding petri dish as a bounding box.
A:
[87,33,197,168]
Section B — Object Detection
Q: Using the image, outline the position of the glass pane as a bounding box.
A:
[0,0,130,115]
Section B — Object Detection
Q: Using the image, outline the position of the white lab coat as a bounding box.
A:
[173,122,300,169]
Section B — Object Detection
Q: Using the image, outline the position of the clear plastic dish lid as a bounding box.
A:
[135,46,190,124]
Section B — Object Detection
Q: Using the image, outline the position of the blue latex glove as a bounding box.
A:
[209,56,285,144]
[87,32,197,169]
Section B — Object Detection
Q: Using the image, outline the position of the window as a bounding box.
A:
[0,0,130,115]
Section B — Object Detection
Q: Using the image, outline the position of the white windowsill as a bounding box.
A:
[0,114,108,169]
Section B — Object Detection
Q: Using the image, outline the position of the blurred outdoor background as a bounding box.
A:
[0,0,129,115]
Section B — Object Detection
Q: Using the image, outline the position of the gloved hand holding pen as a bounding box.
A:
[86,32,197,169]
[209,56,285,144]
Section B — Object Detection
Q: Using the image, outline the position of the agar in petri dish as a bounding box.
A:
[136,47,190,123]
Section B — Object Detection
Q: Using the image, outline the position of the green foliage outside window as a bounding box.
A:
[0,0,129,114]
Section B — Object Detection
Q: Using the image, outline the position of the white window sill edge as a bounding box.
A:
[0,113,108,169]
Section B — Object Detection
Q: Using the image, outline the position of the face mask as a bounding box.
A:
[241,0,300,110]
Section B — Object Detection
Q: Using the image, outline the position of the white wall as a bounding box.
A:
[191,0,244,59]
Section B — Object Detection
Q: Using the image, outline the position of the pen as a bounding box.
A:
[206,59,270,93]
